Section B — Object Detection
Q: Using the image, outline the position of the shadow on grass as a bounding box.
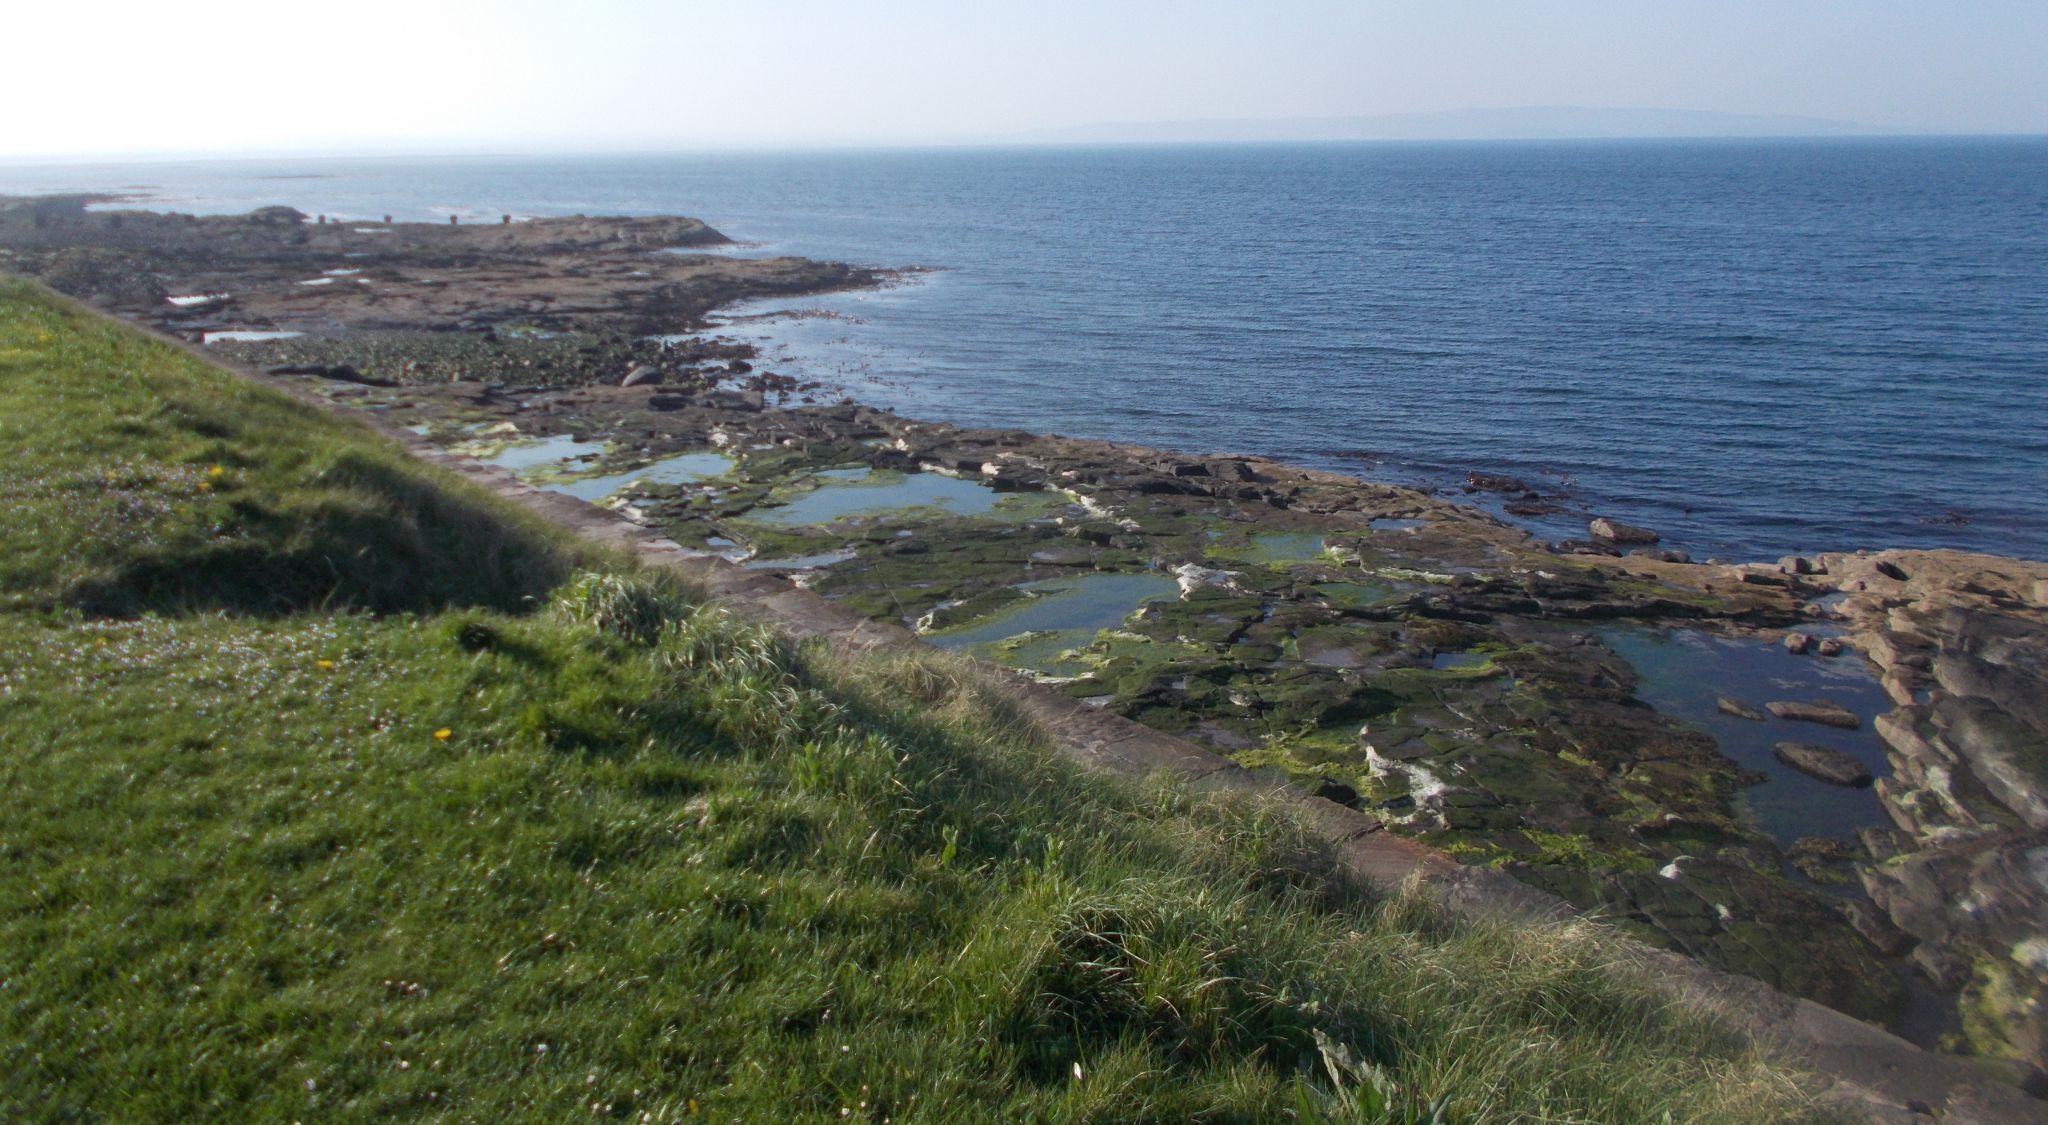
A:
[68,450,575,617]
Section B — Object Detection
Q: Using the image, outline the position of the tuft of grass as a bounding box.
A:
[0,279,1837,1120]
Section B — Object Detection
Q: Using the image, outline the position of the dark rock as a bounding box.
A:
[1717,697,1768,722]
[1778,555,1823,576]
[264,363,394,388]
[620,364,663,388]
[1774,742,1873,787]
[1874,559,1911,581]
[1311,777,1361,808]
[1465,472,1531,494]
[1766,699,1862,729]
[1837,897,1915,957]
[1588,517,1659,545]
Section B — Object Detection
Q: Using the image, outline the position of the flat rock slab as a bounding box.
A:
[1718,696,1768,721]
[1767,699,1863,729]
[1775,742,1874,787]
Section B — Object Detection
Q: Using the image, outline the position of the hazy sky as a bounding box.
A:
[7,0,2046,158]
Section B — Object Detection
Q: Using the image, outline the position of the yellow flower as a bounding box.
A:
[195,480,212,492]
[316,659,335,671]
[433,728,453,741]
[208,466,224,478]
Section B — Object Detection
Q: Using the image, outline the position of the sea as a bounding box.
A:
[5,138,2044,562]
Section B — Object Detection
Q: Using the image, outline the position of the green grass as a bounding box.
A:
[0,280,1833,1121]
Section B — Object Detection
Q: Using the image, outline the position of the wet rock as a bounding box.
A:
[1774,742,1873,787]
[1787,835,1860,882]
[1779,555,1824,576]
[1717,697,1768,722]
[1817,637,1845,657]
[1588,517,1659,545]
[1859,827,2048,1067]
[1766,699,1863,729]
[1464,472,1531,493]
[621,364,662,388]
[1513,855,1906,1024]
[1784,632,1814,655]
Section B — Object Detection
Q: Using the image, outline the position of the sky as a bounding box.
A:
[5,0,2046,159]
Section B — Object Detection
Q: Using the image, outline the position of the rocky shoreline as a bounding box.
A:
[5,195,2042,1087]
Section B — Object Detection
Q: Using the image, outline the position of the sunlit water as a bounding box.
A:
[10,138,2044,560]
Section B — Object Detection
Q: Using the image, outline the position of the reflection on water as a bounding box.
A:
[477,433,606,473]
[546,452,733,502]
[1601,626,1892,847]
[749,468,997,525]
[475,436,733,502]
[1227,532,1329,564]
[929,573,1178,675]
[204,329,303,343]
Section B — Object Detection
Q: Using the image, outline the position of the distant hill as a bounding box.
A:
[1011,106,1910,145]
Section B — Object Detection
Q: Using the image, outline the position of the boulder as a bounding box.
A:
[1588,517,1659,545]
[1816,637,1845,657]
[1774,742,1873,787]
[1784,632,1813,655]
[1766,699,1863,729]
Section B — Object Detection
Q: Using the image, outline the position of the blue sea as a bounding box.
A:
[6,138,2044,561]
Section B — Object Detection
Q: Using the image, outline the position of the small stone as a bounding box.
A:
[1774,743,1873,787]
[1816,637,1844,657]
[1784,632,1813,655]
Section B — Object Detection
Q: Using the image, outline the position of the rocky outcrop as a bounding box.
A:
[1827,587,2048,1073]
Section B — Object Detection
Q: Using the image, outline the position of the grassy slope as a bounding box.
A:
[0,280,1831,1121]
